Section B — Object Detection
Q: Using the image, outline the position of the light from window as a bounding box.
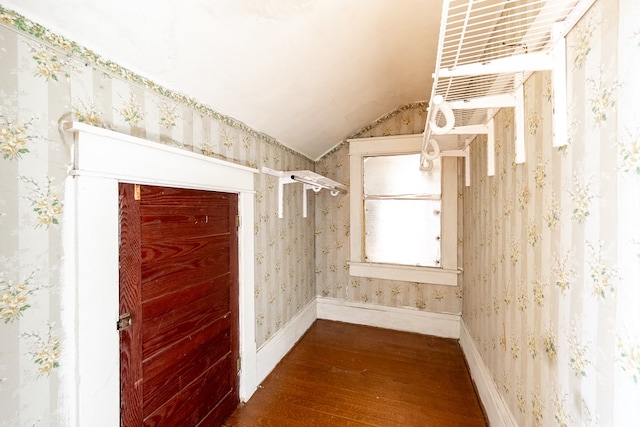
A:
[363,153,441,267]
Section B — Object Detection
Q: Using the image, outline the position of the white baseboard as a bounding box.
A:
[316,297,461,339]
[255,298,317,385]
[459,320,518,426]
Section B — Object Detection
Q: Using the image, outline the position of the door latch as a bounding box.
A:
[117,312,133,331]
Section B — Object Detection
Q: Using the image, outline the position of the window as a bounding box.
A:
[363,153,442,267]
[348,134,459,286]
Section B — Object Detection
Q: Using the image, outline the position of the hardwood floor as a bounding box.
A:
[224,320,487,427]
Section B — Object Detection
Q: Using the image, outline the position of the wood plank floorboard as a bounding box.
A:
[224,320,487,427]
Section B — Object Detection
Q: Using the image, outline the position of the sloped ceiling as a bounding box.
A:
[3,0,442,159]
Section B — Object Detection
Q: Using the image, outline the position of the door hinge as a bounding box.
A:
[236,358,241,373]
[134,184,141,200]
[235,215,241,229]
[117,312,133,331]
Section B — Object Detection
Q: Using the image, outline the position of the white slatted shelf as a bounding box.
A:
[421,0,593,179]
[261,167,348,218]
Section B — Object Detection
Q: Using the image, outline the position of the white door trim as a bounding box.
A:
[61,122,258,427]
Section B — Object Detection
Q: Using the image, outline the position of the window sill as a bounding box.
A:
[349,262,460,286]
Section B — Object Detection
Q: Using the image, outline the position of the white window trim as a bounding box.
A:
[348,134,459,286]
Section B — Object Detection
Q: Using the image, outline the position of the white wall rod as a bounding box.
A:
[290,175,345,194]
[262,166,347,219]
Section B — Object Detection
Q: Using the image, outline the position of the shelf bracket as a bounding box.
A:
[262,167,348,219]
[552,22,568,148]
[514,73,526,164]
[487,109,496,177]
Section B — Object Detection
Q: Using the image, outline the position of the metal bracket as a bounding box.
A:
[117,312,133,331]
[261,167,348,218]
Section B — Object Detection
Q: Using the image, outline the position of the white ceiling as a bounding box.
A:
[4,0,442,159]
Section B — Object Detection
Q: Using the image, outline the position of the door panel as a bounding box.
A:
[119,184,239,427]
[142,274,229,320]
[142,285,230,360]
[145,357,232,425]
[140,205,231,240]
[143,318,231,415]
[141,238,230,301]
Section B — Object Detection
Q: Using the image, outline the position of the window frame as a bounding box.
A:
[348,134,459,286]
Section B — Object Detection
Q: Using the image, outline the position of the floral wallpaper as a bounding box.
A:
[315,103,465,315]
[0,5,315,425]
[4,0,636,426]
[463,0,640,425]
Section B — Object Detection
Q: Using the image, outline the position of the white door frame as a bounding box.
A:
[61,122,258,427]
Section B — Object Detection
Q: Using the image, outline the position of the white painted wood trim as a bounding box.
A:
[440,156,458,270]
[62,123,258,426]
[255,299,317,386]
[316,297,460,339]
[349,262,459,286]
[67,121,257,193]
[66,121,257,175]
[349,146,364,263]
[237,191,257,401]
[459,320,518,426]
[347,134,459,282]
[72,175,120,427]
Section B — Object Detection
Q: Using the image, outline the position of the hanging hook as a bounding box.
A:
[420,158,434,171]
[423,138,441,161]
[429,94,455,135]
[57,111,74,148]
[57,111,75,174]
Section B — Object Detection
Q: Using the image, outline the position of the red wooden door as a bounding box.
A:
[119,183,239,427]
